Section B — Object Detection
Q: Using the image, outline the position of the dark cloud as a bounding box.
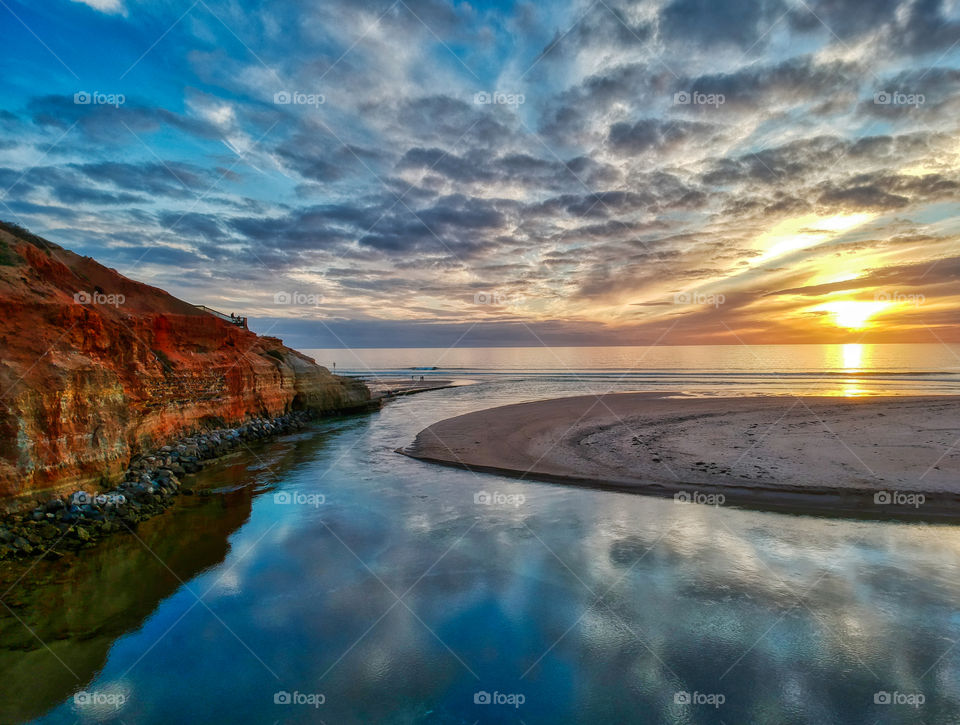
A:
[767,255,960,296]
[390,95,516,151]
[52,186,145,205]
[791,0,960,54]
[660,0,785,49]
[788,0,901,37]
[158,212,228,240]
[608,118,716,154]
[530,0,653,68]
[70,161,234,199]
[26,95,223,144]
[682,56,862,111]
[818,185,910,211]
[0,165,146,205]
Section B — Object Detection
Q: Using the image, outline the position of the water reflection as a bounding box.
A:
[0,428,338,723]
[4,388,960,724]
[842,343,864,370]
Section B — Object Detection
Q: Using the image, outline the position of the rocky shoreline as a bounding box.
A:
[0,411,317,561]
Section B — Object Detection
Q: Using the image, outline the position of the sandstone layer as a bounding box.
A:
[0,222,371,504]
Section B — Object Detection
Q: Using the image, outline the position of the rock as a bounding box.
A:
[0,404,320,559]
[13,537,33,554]
[44,498,65,513]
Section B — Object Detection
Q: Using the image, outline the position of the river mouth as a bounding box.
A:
[4,383,960,724]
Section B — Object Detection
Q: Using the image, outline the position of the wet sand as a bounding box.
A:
[401,393,960,519]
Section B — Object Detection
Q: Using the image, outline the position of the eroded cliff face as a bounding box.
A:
[0,223,371,503]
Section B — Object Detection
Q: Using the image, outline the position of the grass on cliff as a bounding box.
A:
[0,239,16,266]
[0,220,58,256]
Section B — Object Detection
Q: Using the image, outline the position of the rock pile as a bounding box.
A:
[0,411,313,560]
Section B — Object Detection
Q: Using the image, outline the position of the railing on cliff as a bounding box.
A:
[194,304,248,329]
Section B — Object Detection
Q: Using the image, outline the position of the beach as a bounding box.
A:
[402,392,960,518]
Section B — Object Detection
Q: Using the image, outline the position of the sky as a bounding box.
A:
[1,0,959,348]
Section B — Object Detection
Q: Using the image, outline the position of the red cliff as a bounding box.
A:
[0,222,371,505]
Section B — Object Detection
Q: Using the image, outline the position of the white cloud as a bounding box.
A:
[71,0,125,15]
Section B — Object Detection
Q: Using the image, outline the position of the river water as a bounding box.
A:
[2,343,959,723]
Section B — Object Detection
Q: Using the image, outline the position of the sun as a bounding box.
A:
[815,300,891,330]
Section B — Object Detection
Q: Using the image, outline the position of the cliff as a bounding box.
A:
[0,222,371,504]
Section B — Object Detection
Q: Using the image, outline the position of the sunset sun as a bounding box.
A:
[816,300,892,330]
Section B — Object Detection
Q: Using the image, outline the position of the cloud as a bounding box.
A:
[660,0,786,49]
[607,118,717,155]
[72,0,125,14]
[0,0,957,344]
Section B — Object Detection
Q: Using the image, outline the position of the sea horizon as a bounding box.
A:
[305,342,960,397]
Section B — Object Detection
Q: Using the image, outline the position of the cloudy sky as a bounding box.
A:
[1,0,959,347]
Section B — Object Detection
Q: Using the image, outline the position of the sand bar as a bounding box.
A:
[401,393,960,519]
[360,378,459,399]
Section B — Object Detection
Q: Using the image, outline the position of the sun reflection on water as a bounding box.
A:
[841,343,867,396]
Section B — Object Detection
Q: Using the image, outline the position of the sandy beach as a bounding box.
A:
[402,393,960,519]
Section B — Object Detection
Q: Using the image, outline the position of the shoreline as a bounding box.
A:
[0,408,369,562]
[400,392,960,521]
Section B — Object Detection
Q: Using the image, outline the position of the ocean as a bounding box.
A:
[306,342,960,397]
